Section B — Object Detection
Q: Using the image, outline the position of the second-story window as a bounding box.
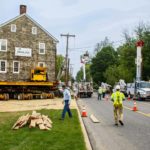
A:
[32,27,37,35]
[39,43,45,54]
[13,61,20,73]
[0,60,7,73]
[38,62,45,67]
[0,39,7,51]
[11,24,16,32]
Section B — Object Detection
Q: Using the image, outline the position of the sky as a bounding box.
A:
[0,0,150,77]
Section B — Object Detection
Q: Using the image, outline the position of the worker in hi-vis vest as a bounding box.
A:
[111,85,125,126]
[98,86,103,100]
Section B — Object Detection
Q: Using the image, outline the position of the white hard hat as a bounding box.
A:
[116,85,120,90]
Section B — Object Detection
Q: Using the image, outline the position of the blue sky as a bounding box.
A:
[0,0,150,77]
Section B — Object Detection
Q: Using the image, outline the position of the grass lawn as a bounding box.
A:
[0,109,87,150]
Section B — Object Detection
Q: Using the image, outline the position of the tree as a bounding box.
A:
[104,65,133,86]
[76,68,83,82]
[76,64,92,82]
[56,55,65,81]
[94,37,113,54]
[90,46,118,84]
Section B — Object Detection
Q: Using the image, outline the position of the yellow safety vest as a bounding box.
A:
[98,88,102,94]
[102,88,106,93]
[111,91,125,107]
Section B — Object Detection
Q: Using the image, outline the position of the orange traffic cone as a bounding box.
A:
[132,101,138,111]
[128,95,131,101]
[82,106,87,117]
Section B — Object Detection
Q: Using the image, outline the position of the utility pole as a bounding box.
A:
[60,33,75,86]
[136,40,144,81]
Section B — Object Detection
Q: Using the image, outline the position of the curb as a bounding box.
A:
[75,100,92,150]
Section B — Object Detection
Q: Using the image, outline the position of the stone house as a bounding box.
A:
[0,5,58,82]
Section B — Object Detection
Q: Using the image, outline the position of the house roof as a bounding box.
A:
[0,13,59,43]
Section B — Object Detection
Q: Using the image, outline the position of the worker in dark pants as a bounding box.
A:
[60,85,72,120]
[98,86,102,100]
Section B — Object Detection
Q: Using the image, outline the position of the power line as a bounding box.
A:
[68,39,126,51]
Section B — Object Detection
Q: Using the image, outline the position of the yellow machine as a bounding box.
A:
[0,66,59,100]
[31,67,47,81]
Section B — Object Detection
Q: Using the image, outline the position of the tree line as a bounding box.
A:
[76,22,150,88]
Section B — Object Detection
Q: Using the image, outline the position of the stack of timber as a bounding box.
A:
[12,111,52,130]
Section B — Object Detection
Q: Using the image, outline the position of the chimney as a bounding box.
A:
[20,5,27,14]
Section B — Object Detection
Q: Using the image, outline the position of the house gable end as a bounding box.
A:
[0,14,58,43]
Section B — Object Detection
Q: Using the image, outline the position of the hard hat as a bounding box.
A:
[116,85,120,90]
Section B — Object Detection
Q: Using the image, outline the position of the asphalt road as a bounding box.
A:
[77,93,150,150]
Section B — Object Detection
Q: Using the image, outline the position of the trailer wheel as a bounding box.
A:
[4,94,9,100]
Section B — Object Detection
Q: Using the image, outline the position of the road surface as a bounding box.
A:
[77,93,150,150]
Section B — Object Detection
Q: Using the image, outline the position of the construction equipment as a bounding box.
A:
[78,82,93,98]
[31,67,47,81]
[0,67,58,100]
[125,41,150,100]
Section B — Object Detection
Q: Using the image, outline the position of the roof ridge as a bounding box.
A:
[0,13,59,43]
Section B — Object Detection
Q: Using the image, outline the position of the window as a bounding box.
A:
[39,43,45,54]
[0,39,7,51]
[13,61,20,73]
[11,24,16,32]
[0,60,7,73]
[38,62,45,67]
[32,27,37,35]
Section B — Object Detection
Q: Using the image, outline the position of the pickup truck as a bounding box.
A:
[126,81,150,100]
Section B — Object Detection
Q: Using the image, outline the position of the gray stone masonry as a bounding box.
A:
[0,15,57,81]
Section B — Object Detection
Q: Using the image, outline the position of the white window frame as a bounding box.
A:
[11,24,16,32]
[32,27,37,35]
[0,39,7,52]
[38,62,46,67]
[0,60,7,73]
[39,43,45,54]
[13,61,20,74]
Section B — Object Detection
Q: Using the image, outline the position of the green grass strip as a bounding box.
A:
[0,109,86,150]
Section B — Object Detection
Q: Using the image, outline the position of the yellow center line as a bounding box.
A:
[108,100,150,117]
[123,106,150,117]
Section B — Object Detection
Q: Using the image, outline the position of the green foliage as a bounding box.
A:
[90,22,150,86]
[0,109,86,150]
[140,29,150,80]
[90,46,118,84]
[76,64,92,82]
[56,54,64,75]
[56,55,65,81]
[76,67,83,82]
[104,65,133,86]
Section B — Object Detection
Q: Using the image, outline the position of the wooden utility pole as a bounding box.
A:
[60,33,75,86]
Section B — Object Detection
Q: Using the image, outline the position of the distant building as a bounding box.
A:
[0,5,58,81]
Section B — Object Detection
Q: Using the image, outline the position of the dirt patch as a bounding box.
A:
[0,98,77,112]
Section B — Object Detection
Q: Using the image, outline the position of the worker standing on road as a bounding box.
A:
[102,86,106,98]
[111,85,125,126]
[60,85,72,120]
[98,86,103,100]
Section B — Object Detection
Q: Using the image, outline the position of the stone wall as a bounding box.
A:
[0,15,57,81]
